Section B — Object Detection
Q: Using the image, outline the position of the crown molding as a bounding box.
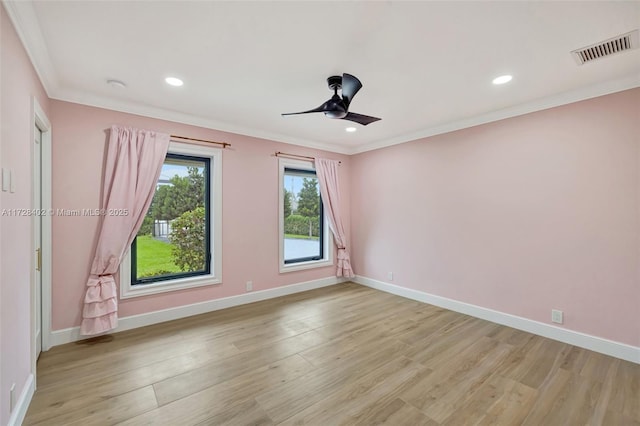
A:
[348,73,640,155]
[55,74,640,157]
[3,0,349,155]
[2,0,59,97]
[5,1,639,156]
[51,88,352,154]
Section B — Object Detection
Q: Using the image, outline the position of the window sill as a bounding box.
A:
[279,258,333,273]
[121,274,221,299]
[120,253,221,299]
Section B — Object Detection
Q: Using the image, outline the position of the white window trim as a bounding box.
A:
[279,158,333,273]
[120,141,223,299]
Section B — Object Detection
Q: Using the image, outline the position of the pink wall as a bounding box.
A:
[0,4,51,423]
[351,88,640,347]
[50,100,350,330]
[4,11,638,415]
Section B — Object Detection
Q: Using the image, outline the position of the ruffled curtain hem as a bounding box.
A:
[337,248,355,278]
[80,313,118,336]
[80,275,118,335]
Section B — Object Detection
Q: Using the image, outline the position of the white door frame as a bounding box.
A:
[31,97,52,380]
[34,123,42,358]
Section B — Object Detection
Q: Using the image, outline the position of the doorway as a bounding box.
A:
[34,124,42,358]
[32,98,51,377]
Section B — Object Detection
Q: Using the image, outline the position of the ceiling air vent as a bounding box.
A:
[571,30,639,65]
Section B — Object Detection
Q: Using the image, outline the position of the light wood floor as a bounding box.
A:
[25,283,639,425]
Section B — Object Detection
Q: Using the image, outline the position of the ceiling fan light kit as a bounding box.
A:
[282,73,381,126]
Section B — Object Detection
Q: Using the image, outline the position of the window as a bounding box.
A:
[279,158,332,272]
[120,141,222,298]
[132,153,209,283]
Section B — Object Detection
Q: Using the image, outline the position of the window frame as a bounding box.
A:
[278,158,333,273]
[131,153,211,285]
[120,141,222,299]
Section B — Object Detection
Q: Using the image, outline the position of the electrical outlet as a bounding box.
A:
[387,272,393,281]
[246,281,253,292]
[10,383,15,412]
[551,309,563,324]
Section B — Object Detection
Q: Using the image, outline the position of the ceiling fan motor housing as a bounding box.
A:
[327,75,342,91]
[324,93,347,118]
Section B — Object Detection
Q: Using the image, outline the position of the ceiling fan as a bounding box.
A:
[282,73,381,126]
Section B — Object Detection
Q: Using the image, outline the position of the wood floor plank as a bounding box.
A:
[606,359,640,421]
[404,318,500,368]
[602,409,640,426]
[498,334,565,389]
[25,385,157,426]
[580,351,618,383]
[153,329,326,406]
[300,315,417,367]
[194,398,274,426]
[520,367,572,425]
[328,366,436,426]
[119,354,312,426]
[277,357,426,425]
[516,339,570,389]
[255,339,414,423]
[351,398,439,426]
[402,336,513,423]
[311,299,420,342]
[540,373,603,425]
[26,342,239,423]
[589,357,618,426]
[24,283,639,425]
[36,329,187,383]
[439,375,536,426]
[487,324,536,347]
[395,309,465,347]
[422,344,514,423]
[474,377,538,426]
[36,337,240,390]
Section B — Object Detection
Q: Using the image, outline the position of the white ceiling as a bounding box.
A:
[6,1,640,154]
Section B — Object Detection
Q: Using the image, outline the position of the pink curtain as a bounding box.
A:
[315,158,354,278]
[80,125,170,335]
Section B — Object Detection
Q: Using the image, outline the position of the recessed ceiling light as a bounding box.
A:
[106,79,126,89]
[492,75,513,85]
[345,127,357,133]
[165,77,184,87]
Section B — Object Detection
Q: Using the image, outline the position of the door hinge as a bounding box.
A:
[36,248,41,271]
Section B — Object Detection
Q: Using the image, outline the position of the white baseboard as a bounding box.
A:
[50,276,346,347]
[7,373,34,426]
[354,275,640,364]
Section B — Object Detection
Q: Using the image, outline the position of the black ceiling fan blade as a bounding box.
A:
[341,112,381,126]
[341,73,363,108]
[282,101,329,116]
